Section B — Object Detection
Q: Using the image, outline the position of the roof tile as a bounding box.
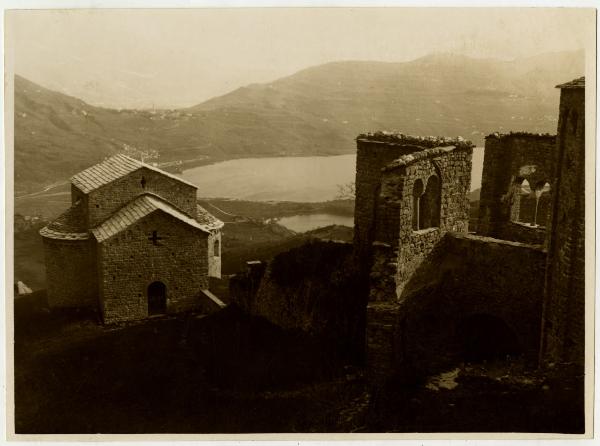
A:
[39,201,89,240]
[71,153,198,194]
[556,77,585,89]
[91,194,221,243]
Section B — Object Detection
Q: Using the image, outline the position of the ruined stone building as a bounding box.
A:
[40,154,225,323]
[477,132,556,245]
[230,77,586,382]
[359,77,586,378]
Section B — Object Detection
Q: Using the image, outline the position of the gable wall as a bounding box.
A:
[374,148,472,300]
[97,210,209,323]
[86,167,197,228]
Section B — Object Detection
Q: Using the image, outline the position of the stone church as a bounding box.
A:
[40,154,224,323]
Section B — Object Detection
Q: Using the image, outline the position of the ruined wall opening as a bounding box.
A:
[511,178,551,227]
[147,281,167,315]
[533,181,551,227]
[419,175,441,229]
[457,313,521,363]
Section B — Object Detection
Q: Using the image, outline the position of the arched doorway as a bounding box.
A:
[147,281,167,316]
[457,314,521,362]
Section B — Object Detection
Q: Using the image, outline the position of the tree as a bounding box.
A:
[336,181,355,200]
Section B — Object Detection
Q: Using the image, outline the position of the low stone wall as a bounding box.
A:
[495,221,546,246]
[229,261,267,313]
[230,240,366,360]
[442,233,546,358]
[367,232,547,379]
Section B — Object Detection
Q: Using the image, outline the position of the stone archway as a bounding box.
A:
[147,281,167,316]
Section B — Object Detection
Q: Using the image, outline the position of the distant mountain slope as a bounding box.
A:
[14,51,583,193]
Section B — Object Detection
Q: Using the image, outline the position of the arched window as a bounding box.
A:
[533,181,551,227]
[419,175,441,229]
[511,178,551,227]
[141,176,147,189]
[214,238,220,257]
[412,179,424,230]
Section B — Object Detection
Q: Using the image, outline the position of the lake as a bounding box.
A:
[181,154,357,202]
[180,150,484,231]
[277,213,355,232]
[181,150,484,202]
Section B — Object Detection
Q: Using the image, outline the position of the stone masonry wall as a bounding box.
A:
[496,221,546,246]
[390,148,472,298]
[353,139,422,261]
[86,167,197,228]
[541,87,585,368]
[363,144,472,380]
[478,134,556,244]
[43,238,97,308]
[365,243,402,380]
[97,210,209,323]
[369,233,546,379]
[230,240,365,360]
[439,233,546,360]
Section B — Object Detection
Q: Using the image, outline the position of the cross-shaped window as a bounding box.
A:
[148,230,163,246]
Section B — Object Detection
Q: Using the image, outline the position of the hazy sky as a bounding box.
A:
[6,7,595,109]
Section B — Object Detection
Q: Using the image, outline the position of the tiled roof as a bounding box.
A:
[556,77,585,89]
[71,153,198,194]
[91,194,214,243]
[196,204,224,230]
[39,201,89,240]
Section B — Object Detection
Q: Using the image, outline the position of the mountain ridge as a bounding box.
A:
[14,50,583,194]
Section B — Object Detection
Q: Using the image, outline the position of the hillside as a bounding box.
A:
[14,51,583,194]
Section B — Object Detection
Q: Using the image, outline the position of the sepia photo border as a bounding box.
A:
[1,1,597,442]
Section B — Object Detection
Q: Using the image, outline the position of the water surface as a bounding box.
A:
[180,149,483,203]
[180,151,483,231]
[181,154,356,202]
[277,214,354,232]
